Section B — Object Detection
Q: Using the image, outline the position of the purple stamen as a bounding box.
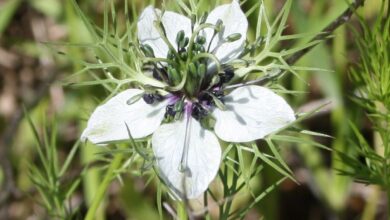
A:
[166,94,181,105]
[185,101,193,116]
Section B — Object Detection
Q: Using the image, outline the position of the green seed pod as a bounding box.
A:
[226,33,242,42]
[191,14,196,30]
[180,37,189,49]
[198,63,206,77]
[168,67,181,84]
[198,63,207,78]
[185,79,197,97]
[140,44,155,57]
[215,19,223,33]
[196,36,206,45]
[176,30,185,47]
[180,51,188,60]
[200,12,208,24]
[194,43,202,52]
[167,50,176,60]
[188,63,197,77]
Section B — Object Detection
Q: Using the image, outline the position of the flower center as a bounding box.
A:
[140,16,242,121]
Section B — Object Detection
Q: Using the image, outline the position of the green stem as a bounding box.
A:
[187,23,217,61]
[387,190,390,220]
[177,202,188,220]
[154,20,181,60]
[192,53,221,73]
[144,57,175,65]
[84,153,123,220]
[361,185,379,220]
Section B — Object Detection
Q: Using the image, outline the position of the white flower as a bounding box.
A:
[81,0,295,199]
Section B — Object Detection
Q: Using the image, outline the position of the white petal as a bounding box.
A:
[81,89,167,144]
[161,11,192,51]
[152,117,221,199]
[213,86,295,142]
[138,6,192,58]
[204,0,248,63]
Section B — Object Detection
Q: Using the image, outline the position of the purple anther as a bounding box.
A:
[191,102,209,120]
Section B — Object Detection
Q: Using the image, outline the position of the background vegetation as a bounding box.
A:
[0,0,388,219]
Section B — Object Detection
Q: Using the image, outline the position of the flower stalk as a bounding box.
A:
[85,152,123,220]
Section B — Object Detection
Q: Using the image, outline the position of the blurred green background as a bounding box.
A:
[0,0,385,219]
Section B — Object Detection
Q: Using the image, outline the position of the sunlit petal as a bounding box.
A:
[152,117,221,199]
[138,6,192,58]
[81,89,167,144]
[204,0,248,63]
[213,86,295,142]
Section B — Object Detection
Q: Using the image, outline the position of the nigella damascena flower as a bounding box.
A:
[81,0,295,199]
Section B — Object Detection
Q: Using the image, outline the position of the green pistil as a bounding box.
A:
[143,15,240,100]
[140,44,155,57]
[144,57,174,65]
[187,23,219,61]
[168,66,181,85]
[207,19,223,53]
[184,62,200,97]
